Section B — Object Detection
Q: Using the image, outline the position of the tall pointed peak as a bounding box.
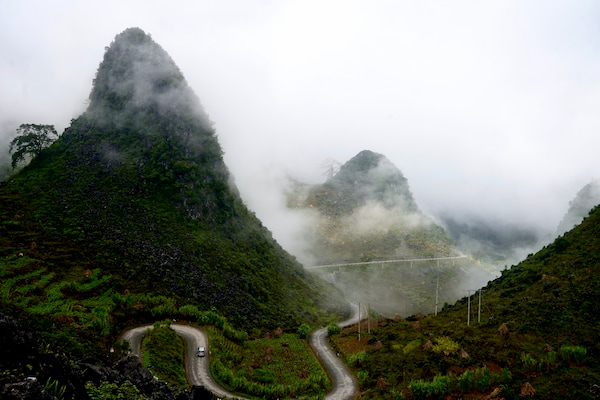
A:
[329,150,397,184]
[86,27,210,130]
[325,149,419,213]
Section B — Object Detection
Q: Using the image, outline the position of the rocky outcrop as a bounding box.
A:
[1,378,57,400]
[0,312,216,400]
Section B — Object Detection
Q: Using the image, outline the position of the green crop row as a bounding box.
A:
[178,305,248,343]
[208,329,329,398]
[409,365,510,400]
[140,320,187,389]
[520,344,588,372]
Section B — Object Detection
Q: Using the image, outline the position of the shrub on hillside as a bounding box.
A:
[560,345,587,363]
[327,322,341,336]
[432,336,460,356]
[297,324,310,339]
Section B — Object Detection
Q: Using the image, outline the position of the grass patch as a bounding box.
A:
[140,320,188,389]
[206,327,329,399]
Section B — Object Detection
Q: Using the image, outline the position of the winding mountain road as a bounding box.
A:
[120,303,360,399]
[310,303,360,400]
[119,323,244,399]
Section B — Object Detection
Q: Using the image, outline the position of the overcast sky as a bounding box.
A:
[2,0,600,240]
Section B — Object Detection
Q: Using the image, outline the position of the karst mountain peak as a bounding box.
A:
[1,27,349,332]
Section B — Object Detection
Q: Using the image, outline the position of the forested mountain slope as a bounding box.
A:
[330,204,600,399]
[0,27,349,330]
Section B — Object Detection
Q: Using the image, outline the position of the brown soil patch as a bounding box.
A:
[485,361,503,375]
[335,336,371,354]
[341,319,380,334]
[447,365,464,375]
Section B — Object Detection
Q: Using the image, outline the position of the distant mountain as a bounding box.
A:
[0,27,348,330]
[323,150,420,214]
[285,151,478,317]
[439,213,542,265]
[556,179,600,236]
[287,150,457,264]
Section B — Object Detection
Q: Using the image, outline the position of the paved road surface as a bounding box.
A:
[119,323,244,399]
[309,303,360,400]
[120,304,360,400]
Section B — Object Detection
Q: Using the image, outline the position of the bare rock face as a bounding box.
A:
[0,313,38,370]
[498,323,509,337]
[112,355,155,387]
[0,312,214,400]
[520,382,536,398]
[1,378,57,400]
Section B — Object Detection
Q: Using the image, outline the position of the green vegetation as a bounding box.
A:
[3,25,600,400]
[0,28,349,399]
[406,365,508,400]
[44,376,67,400]
[409,374,451,400]
[560,344,587,363]
[297,323,310,339]
[329,205,600,399]
[401,339,421,354]
[9,123,58,169]
[347,350,368,367]
[0,26,348,336]
[86,380,147,400]
[206,326,329,398]
[311,257,483,317]
[431,336,460,356]
[327,322,341,336]
[141,320,187,388]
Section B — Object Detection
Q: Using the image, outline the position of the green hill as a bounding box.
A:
[329,205,600,399]
[0,27,348,335]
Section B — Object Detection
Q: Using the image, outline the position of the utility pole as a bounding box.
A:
[467,293,471,326]
[464,290,475,326]
[367,303,371,334]
[478,289,484,323]
[358,302,361,341]
[435,276,440,316]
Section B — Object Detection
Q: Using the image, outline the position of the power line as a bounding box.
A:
[306,255,469,270]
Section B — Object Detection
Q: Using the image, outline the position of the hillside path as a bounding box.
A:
[309,303,360,400]
[119,323,245,399]
[120,304,360,400]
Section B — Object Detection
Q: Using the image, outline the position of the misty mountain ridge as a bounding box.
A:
[438,179,600,268]
[285,150,498,318]
[287,150,457,265]
[431,179,600,272]
[556,179,600,236]
[88,28,212,132]
[0,27,349,329]
[325,150,420,214]
[439,213,543,265]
